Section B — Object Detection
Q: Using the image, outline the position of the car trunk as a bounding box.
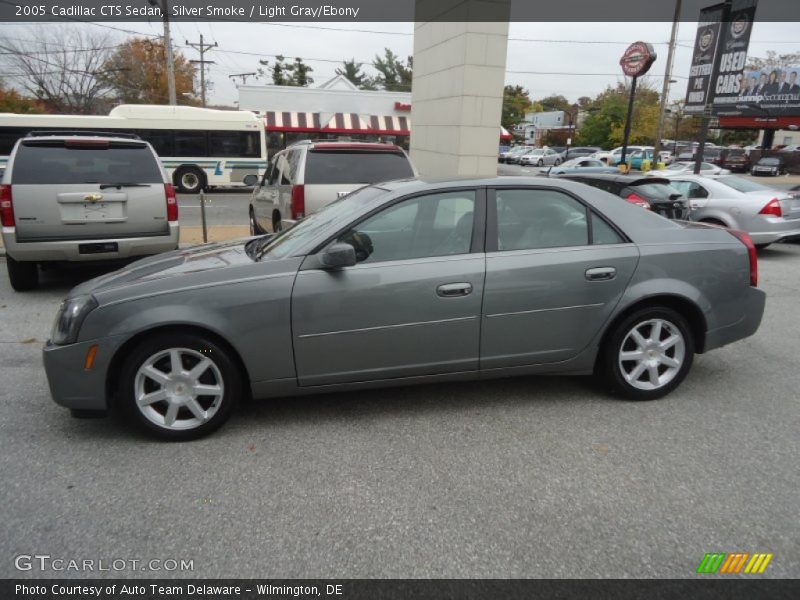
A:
[625,179,688,220]
[10,140,169,242]
[747,192,800,220]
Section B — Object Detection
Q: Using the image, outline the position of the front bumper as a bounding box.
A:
[704,286,766,352]
[43,334,127,411]
[2,223,179,262]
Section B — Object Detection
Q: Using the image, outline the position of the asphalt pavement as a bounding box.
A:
[0,242,798,578]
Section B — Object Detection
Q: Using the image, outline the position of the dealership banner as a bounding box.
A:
[709,0,759,113]
[684,3,726,114]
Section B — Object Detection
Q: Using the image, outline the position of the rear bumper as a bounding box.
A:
[704,286,766,352]
[42,334,127,411]
[2,223,179,262]
[747,221,800,245]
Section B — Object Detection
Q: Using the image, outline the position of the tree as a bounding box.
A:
[0,79,44,113]
[746,51,800,71]
[537,94,571,112]
[575,80,661,148]
[100,38,197,105]
[372,49,412,92]
[0,26,115,114]
[502,85,533,129]
[258,55,313,87]
[335,59,376,90]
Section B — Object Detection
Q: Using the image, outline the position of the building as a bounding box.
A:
[237,75,511,158]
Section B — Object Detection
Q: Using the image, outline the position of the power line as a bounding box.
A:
[185,33,217,107]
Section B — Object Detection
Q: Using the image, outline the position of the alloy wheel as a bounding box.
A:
[134,348,225,431]
[618,318,685,391]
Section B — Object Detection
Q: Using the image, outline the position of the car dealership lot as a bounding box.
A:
[0,243,798,578]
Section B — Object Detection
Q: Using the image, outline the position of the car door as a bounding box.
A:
[251,159,275,231]
[291,188,487,386]
[480,186,640,369]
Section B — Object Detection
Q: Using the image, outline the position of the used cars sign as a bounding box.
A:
[619,41,657,78]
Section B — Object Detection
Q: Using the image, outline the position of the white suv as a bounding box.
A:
[247,140,415,233]
[1,132,179,291]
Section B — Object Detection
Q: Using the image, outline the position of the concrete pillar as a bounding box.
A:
[410,1,510,177]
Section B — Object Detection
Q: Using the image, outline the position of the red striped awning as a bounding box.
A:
[264,111,321,132]
[500,126,512,140]
[322,112,370,134]
[364,114,411,135]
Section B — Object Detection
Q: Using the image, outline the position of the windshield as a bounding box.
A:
[253,185,386,260]
[718,176,771,193]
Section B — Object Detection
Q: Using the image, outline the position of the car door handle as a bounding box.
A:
[437,283,473,297]
[585,267,617,281]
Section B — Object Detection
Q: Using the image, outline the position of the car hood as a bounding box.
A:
[70,237,268,297]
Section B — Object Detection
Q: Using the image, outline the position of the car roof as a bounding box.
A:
[556,173,668,185]
[20,133,146,145]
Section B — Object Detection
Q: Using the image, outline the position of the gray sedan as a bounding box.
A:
[668,174,800,247]
[43,177,765,440]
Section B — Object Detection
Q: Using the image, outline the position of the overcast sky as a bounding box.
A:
[2,20,797,108]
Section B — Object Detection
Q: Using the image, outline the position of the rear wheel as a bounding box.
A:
[272,211,282,233]
[554,158,562,166]
[598,307,694,401]
[119,332,241,440]
[249,208,263,236]
[537,159,544,167]
[174,167,206,194]
[6,256,38,291]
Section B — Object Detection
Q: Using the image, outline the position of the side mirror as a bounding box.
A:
[320,243,357,269]
[243,174,258,187]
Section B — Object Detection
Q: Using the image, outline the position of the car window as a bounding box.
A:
[671,181,708,199]
[12,142,162,184]
[591,213,624,245]
[717,176,770,193]
[304,150,413,185]
[261,160,275,186]
[495,189,589,251]
[336,190,477,264]
[280,150,297,185]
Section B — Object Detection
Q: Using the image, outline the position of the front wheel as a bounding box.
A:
[598,307,694,401]
[554,158,561,166]
[174,167,206,194]
[6,256,38,291]
[537,159,544,167]
[249,208,263,236]
[119,333,241,440]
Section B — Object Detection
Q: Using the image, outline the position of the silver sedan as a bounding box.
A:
[668,174,800,247]
[42,177,765,440]
[518,148,562,167]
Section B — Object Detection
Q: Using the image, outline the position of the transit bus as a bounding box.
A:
[0,104,266,193]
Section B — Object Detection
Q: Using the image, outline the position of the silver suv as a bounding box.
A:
[246,140,415,233]
[1,132,179,291]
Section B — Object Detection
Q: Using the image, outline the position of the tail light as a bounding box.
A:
[758,198,782,217]
[0,184,14,227]
[165,184,178,222]
[290,184,305,220]
[728,229,758,287]
[625,193,651,210]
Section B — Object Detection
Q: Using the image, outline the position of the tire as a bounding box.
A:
[174,167,205,194]
[6,256,38,291]
[119,332,241,441]
[249,208,263,236]
[537,159,544,167]
[597,307,695,401]
[272,212,282,233]
[554,158,562,166]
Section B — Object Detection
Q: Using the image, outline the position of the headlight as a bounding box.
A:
[50,294,98,345]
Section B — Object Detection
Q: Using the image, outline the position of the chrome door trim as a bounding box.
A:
[484,302,604,319]
[296,315,478,339]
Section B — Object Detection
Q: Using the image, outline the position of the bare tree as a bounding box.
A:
[746,51,800,72]
[0,26,117,114]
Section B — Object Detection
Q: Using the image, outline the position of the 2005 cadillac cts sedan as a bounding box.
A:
[43,177,766,440]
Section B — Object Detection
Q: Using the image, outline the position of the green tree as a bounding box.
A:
[335,59,376,90]
[372,49,412,92]
[502,85,533,130]
[575,81,661,148]
[258,56,313,87]
[537,94,571,112]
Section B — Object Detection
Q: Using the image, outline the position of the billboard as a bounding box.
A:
[716,66,800,117]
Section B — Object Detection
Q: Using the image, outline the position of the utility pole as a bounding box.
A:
[228,72,257,85]
[148,0,177,105]
[653,0,682,166]
[186,34,217,107]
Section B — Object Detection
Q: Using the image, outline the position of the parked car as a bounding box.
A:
[548,157,620,176]
[498,145,532,163]
[721,150,750,173]
[558,173,689,220]
[750,156,784,176]
[518,148,562,167]
[43,176,765,439]
[668,174,800,248]
[561,146,602,161]
[659,150,674,165]
[652,161,731,177]
[788,184,800,199]
[1,132,179,291]
[247,141,415,233]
